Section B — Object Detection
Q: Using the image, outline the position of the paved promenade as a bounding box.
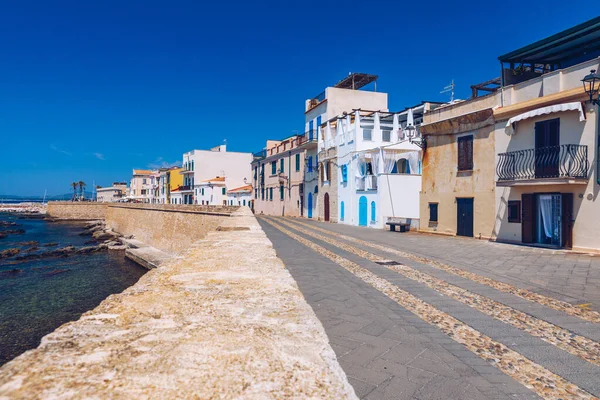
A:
[258,216,600,400]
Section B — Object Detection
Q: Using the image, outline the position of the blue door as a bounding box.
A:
[307,193,313,218]
[359,196,368,226]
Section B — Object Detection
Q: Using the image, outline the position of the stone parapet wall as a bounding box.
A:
[0,207,356,399]
[47,202,108,220]
[105,204,238,254]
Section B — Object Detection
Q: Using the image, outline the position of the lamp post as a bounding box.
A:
[582,69,600,185]
[582,69,600,105]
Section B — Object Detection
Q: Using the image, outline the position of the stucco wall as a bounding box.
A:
[106,204,237,254]
[420,125,497,238]
[47,202,108,220]
[379,174,421,223]
[493,105,600,251]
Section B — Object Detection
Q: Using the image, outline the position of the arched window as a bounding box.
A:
[396,159,409,174]
[314,185,318,194]
[340,201,345,221]
[371,201,376,222]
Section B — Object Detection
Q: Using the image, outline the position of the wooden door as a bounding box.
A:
[456,198,474,237]
[324,193,330,222]
[561,193,573,249]
[535,119,560,178]
[521,194,535,243]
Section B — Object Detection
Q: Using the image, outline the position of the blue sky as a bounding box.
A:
[0,0,590,196]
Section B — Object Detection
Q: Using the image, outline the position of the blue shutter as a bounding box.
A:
[371,201,376,222]
[340,201,345,221]
[316,116,321,139]
[309,120,314,140]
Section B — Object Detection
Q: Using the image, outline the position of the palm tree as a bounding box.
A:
[71,182,78,201]
[78,181,86,200]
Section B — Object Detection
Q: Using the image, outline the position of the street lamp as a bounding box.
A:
[582,69,600,105]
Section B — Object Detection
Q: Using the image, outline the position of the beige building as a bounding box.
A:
[492,20,600,252]
[419,91,499,239]
[251,136,308,216]
[96,182,127,202]
[129,169,154,203]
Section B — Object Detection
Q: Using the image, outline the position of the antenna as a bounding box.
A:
[440,79,455,103]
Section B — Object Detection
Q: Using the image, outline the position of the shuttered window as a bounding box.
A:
[457,135,473,171]
[271,161,277,175]
[280,158,284,173]
[429,203,438,222]
[295,154,300,171]
[508,201,521,223]
[280,185,284,200]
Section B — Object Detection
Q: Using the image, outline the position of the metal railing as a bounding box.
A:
[307,91,326,110]
[298,130,318,146]
[497,144,588,182]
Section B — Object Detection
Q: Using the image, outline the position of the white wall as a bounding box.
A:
[379,174,421,221]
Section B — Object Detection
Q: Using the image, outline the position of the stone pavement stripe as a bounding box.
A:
[282,216,600,324]
[267,216,600,368]
[260,217,597,400]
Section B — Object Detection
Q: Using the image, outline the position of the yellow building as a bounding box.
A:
[169,167,183,191]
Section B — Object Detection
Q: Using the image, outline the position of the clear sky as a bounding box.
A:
[0,0,591,196]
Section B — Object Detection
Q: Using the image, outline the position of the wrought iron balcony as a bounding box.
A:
[297,131,318,146]
[497,144,588,182]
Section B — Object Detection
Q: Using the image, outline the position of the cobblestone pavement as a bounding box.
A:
[257,216,600,400]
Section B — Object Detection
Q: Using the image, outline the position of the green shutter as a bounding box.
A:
[295,154,300,171]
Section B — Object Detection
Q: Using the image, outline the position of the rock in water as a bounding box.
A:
[0,248,20,259]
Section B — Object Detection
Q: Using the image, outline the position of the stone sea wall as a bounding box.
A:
[47,202,108,220]
[0,207,356,399]
[47,203,241,255]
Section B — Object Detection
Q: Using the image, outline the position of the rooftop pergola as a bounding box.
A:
[333,73,378,90]
[498,17,600,83]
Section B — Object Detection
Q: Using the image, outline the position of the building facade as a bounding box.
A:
[419,92,499,239]
[492,24,600,251]
[303,73,387,219]
[251,136,307,216]
[226,184,252,207]
[158,166,183,204]
[96,182,127,202]
[129,169,154,203]
[180,144,252,205]
[323,105,438,229]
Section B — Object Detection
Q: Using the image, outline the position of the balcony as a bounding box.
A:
[179,185,193,192]
[297,131,318,148]
[357,175,377,191]
[306,91,326,112]
[497,144,588,186]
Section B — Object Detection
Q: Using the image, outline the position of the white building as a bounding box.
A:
[323,103,440,229]
[96,182,127,202]
[226,184,252,207]
[303,73,388,218]
[179,144,252,205]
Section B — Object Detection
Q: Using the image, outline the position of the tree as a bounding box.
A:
[71,182,78,201]
[78,181,86,200]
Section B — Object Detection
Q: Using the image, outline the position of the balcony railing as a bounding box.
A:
[298,131,318,146]
[307,91,326,110]
[497,144,588,182]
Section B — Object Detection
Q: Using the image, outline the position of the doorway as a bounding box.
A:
[535,194,561,246]
[456,198,474,237]
[307,193,313,219]
[324,193,330,222]
[535,119,559,178]
[522,193,572,248]
[358,196,368,226]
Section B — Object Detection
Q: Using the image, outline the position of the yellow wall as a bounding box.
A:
[169,168,184,191]
[420,125,497,239]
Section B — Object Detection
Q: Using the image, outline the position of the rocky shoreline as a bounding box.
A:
[0,203,47,215]
[0,220,129,263]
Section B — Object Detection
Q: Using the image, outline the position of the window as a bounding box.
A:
[261,188,265,200]
[366,162,374,175]
[326,162,331,182]
[429,203,438,222]
[340,201,345,221]
[271,161,277,175]
[201,188,204,195]
[269,187,273,201]
[280,158,284,173]
[458,135,473,171]
[371,201,376,222]
[309,120,314,139]
[307,156,313,172]
[222,188,226,195]
[382,130,391,142]
[341,164,348,182]
[243,199,246,206]
[143,178,147,184]
[363,129,372,141]
[508,201,521,223]
[295,154,300,172]
[280,185,284,200]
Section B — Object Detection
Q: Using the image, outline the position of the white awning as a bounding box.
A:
[505,102,585,135]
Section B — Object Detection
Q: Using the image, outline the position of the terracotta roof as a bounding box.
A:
[133,169,153,175]
[201,176,226,183]
[227,184,252,194]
